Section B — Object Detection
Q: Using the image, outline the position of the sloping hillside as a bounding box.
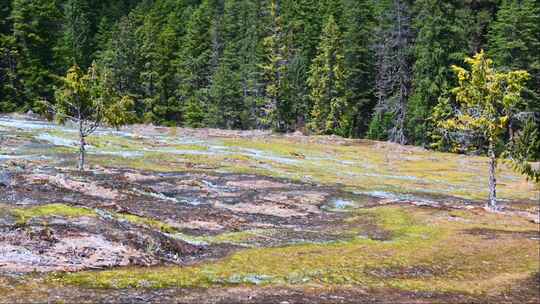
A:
[0,114,538,303]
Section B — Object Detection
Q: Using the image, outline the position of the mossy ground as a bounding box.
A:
[88,136,538,203]
[9,117,536,203]
[53,206,539,296]
[9,203,96,224]
[1,116,539,302]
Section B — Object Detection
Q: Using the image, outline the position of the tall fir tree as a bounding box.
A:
[57,0,92,69]
[407,0,470,145]
[279,0,323,130]
[10,0,63,109]
[488,0,540,163]
[341,0,377,137]
[0,1,21,111]
[98,14,144,115]
[488,0,540,102]
[261,0,288,131]
[307,15,349,136]
[138,0,192,124]
[206,0,264,129]
[176,0,215,127]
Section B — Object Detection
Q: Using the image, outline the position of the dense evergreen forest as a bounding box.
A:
[0,0,539,152]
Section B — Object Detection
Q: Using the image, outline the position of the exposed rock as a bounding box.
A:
[25,173,123,200]
[215,201,309,218]
[171,220,225,232]
[0,229,151,273]
[123,172,159,183]
[0,171,11,187]
[225,179,288,189]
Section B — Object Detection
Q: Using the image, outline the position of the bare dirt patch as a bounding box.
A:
[463,228,540,240]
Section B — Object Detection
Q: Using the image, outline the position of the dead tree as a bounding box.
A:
[373,0,413,145]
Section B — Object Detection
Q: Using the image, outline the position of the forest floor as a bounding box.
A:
[0,113,539,303]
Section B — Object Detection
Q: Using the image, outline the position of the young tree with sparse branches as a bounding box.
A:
[434,51,530,210]
[50,64,104,171]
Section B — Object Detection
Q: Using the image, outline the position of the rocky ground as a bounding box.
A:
[0,114,539,303]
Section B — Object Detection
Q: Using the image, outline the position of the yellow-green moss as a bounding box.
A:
[63,128,538,203]
[117,213,178,234]
[55,207,437,288]
[11,204,95,224]
[55,206,539,295]
[200,230,266,245]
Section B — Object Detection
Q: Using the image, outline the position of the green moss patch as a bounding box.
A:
[11,204,96,224]
[54,206,539,296]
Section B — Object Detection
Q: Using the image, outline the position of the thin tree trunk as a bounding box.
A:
[487,141,497,210]
[78,119,85,171]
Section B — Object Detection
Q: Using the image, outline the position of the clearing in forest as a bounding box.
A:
[0,114,538,303]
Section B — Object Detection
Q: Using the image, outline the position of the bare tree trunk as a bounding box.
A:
[78,119,85,171]
[487,141,497,210]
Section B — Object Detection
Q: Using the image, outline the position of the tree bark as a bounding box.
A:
[487,141,497,210]
[78,119,85,171]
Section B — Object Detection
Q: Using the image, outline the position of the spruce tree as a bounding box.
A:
[58,0,92,68]
[342,0,376,137]
[407,0,470,145]
[10,0,63,108]
[261,0,288,131]
[307,15,349,136]
[176,0,215,125]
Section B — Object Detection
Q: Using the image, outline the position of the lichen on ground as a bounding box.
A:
[1,114,538,303]
[53,206,540,297]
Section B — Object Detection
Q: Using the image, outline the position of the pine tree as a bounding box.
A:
[261,0,288,131]
[307,16,349,136]
[407,0,470,145]
[10,0,63,108]
[341,0,376,137]
[176,0,215,125]
[58,0,92,68]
